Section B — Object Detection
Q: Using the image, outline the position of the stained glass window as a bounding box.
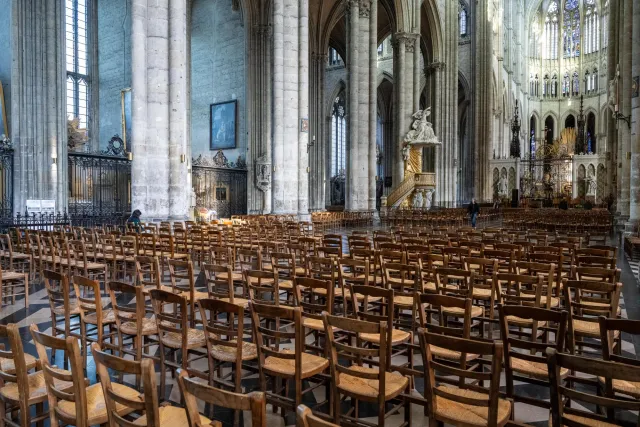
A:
[572,71,580,95]
[563,0,580,58]
[584,0,598,54]
[331,92,346,177]
[543,1,559,60]
[459,7,467,36]
[530,14,541,59]
[66,0,90,130]
[562,72,570,96]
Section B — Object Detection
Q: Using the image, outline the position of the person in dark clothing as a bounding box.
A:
[559,198,568,210]
[468,198,480,228]
[127,209,142,231]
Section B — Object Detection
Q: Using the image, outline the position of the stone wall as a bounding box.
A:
[190,0,246,162]
[97,0,131,149]
[0,0,11,135]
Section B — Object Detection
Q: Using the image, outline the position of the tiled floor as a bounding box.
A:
[1,228,639,426]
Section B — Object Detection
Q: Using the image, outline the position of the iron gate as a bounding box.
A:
[68,137,131,217]
[192,151,247,218]
[0,143,13,218]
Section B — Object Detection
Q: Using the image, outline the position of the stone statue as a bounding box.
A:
[413,190,424,209]
[499,175,508,196]
[586,171,596,196]
[255,154,271,192]
[424,190,433,210]
[403,108,438,145]
[402,144,410,162]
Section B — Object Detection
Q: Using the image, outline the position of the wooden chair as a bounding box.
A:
[168,259,208,325]
[92,343,210,427]
[69,240,107,284]
[204,263,248,308]
[178,371,266,427]
[107,281,157,376]
[418,330,512,427]
[0,264,29,309]
[43,269,81,344]
[250,301,329,417]
[72,275,117,367]
[499,305,569,413]
[547,348,640,427]
[381,262,421,332]
[323,312,410,427]
[0,234,32,278]
[30,325,138,427]
[515,261,559,308]
[565,280,622,356]
[416,292,481,386]
[293,276,334,356]
[149,289,207,399]
[598,317,640,401]
[135,256,172,295]
[198,298,257,424]
[0,323,49,427]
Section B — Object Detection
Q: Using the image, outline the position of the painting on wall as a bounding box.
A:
[121,88,132,150]
[210,100,237,150]
[0,81,7,137]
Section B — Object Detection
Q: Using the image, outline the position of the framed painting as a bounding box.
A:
[0,80,7,137]
[210,100,237,150]
[121,88,132,150]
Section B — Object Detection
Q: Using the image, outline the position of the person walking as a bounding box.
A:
[468,198,480,228]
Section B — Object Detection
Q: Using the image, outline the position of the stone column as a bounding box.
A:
[297,0,309,219]
[628,0,640,223]
[130,0,189,220]
[618,0,632,219]
[392,34,406,189]
[368,0,377,211]
[606,0,618,205]
[474,0,494,200]
[12,0,68,213]
[168,0,189,220]
[309,53,327,211]
[346,0,360,211]
[272,0,285,213]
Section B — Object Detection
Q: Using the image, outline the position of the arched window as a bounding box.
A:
[530,116,537,157]
[543,74,549,97]
[459,5,468,36]
[593,67,598,91]
[563,0,580,58]
[545,116,555,145]
[530,14,541,59]
[552,74,558,97]
[572,71,580,96]
[565,114,576,129]
[584,0,598,54]
[66,0,90,131]
[328,48,344,67]
[586,112,596,153]
[331,91,346,177]
[535,74,539,97]
[543,1,559,60]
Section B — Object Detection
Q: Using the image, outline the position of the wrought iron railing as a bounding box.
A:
[192,151,247,218]
[0,142,13,218]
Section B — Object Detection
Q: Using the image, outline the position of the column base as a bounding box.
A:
[298,212,311,222]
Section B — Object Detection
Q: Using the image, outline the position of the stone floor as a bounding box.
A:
[1,227,639,426]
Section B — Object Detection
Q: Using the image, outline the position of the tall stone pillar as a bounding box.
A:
[606,0,618,207]
[434,0,459,206]
[131,0,189,220]
[271,0,308,215]
[618,0,632,219]
[12,0,68,213]
[309,53,327,211]
[628,0,640,224]
[474,0,494,200]
[345,0,360,211]
[368,0,377,211]
[297,0,309,219]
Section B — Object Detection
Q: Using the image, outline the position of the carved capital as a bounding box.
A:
[358,0,371,17]
[312,53,328,63]
[252,24,272,38]
[425,61,446,74]
[393,33,419,53]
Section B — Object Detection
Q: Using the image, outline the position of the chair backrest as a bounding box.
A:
[210,245,233,266]
[108,281,146,334]
[599,317,640,367]
[237,248,262,273]
[574,266,618,283]
[150,289,189,348]
[135,256,161,289]
[417,292,472,339]
[271,252,296,280]
[72,275,103,325]
[434,267,473,298]
[30,325,87,427]
[382,262,421,301]
[307,255,336,284]
[92,343,159,427]
[546,348,640,427]
[178,371,266,427]
[565,280,621,325]
[418,331,504,426]
[44,269,76,327]
[494,272,547,309]
[516,260,558,297]
[167,259,196,295]
[202,263,234,303]
[293,277,334,321]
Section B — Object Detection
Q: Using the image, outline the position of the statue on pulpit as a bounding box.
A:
[402,108,440,175]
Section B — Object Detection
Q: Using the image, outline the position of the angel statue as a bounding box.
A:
[404,108,437,145]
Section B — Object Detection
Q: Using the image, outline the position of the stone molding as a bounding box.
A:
[358,0,372,17]
[393,33,419,53]
[252,24,273,38]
